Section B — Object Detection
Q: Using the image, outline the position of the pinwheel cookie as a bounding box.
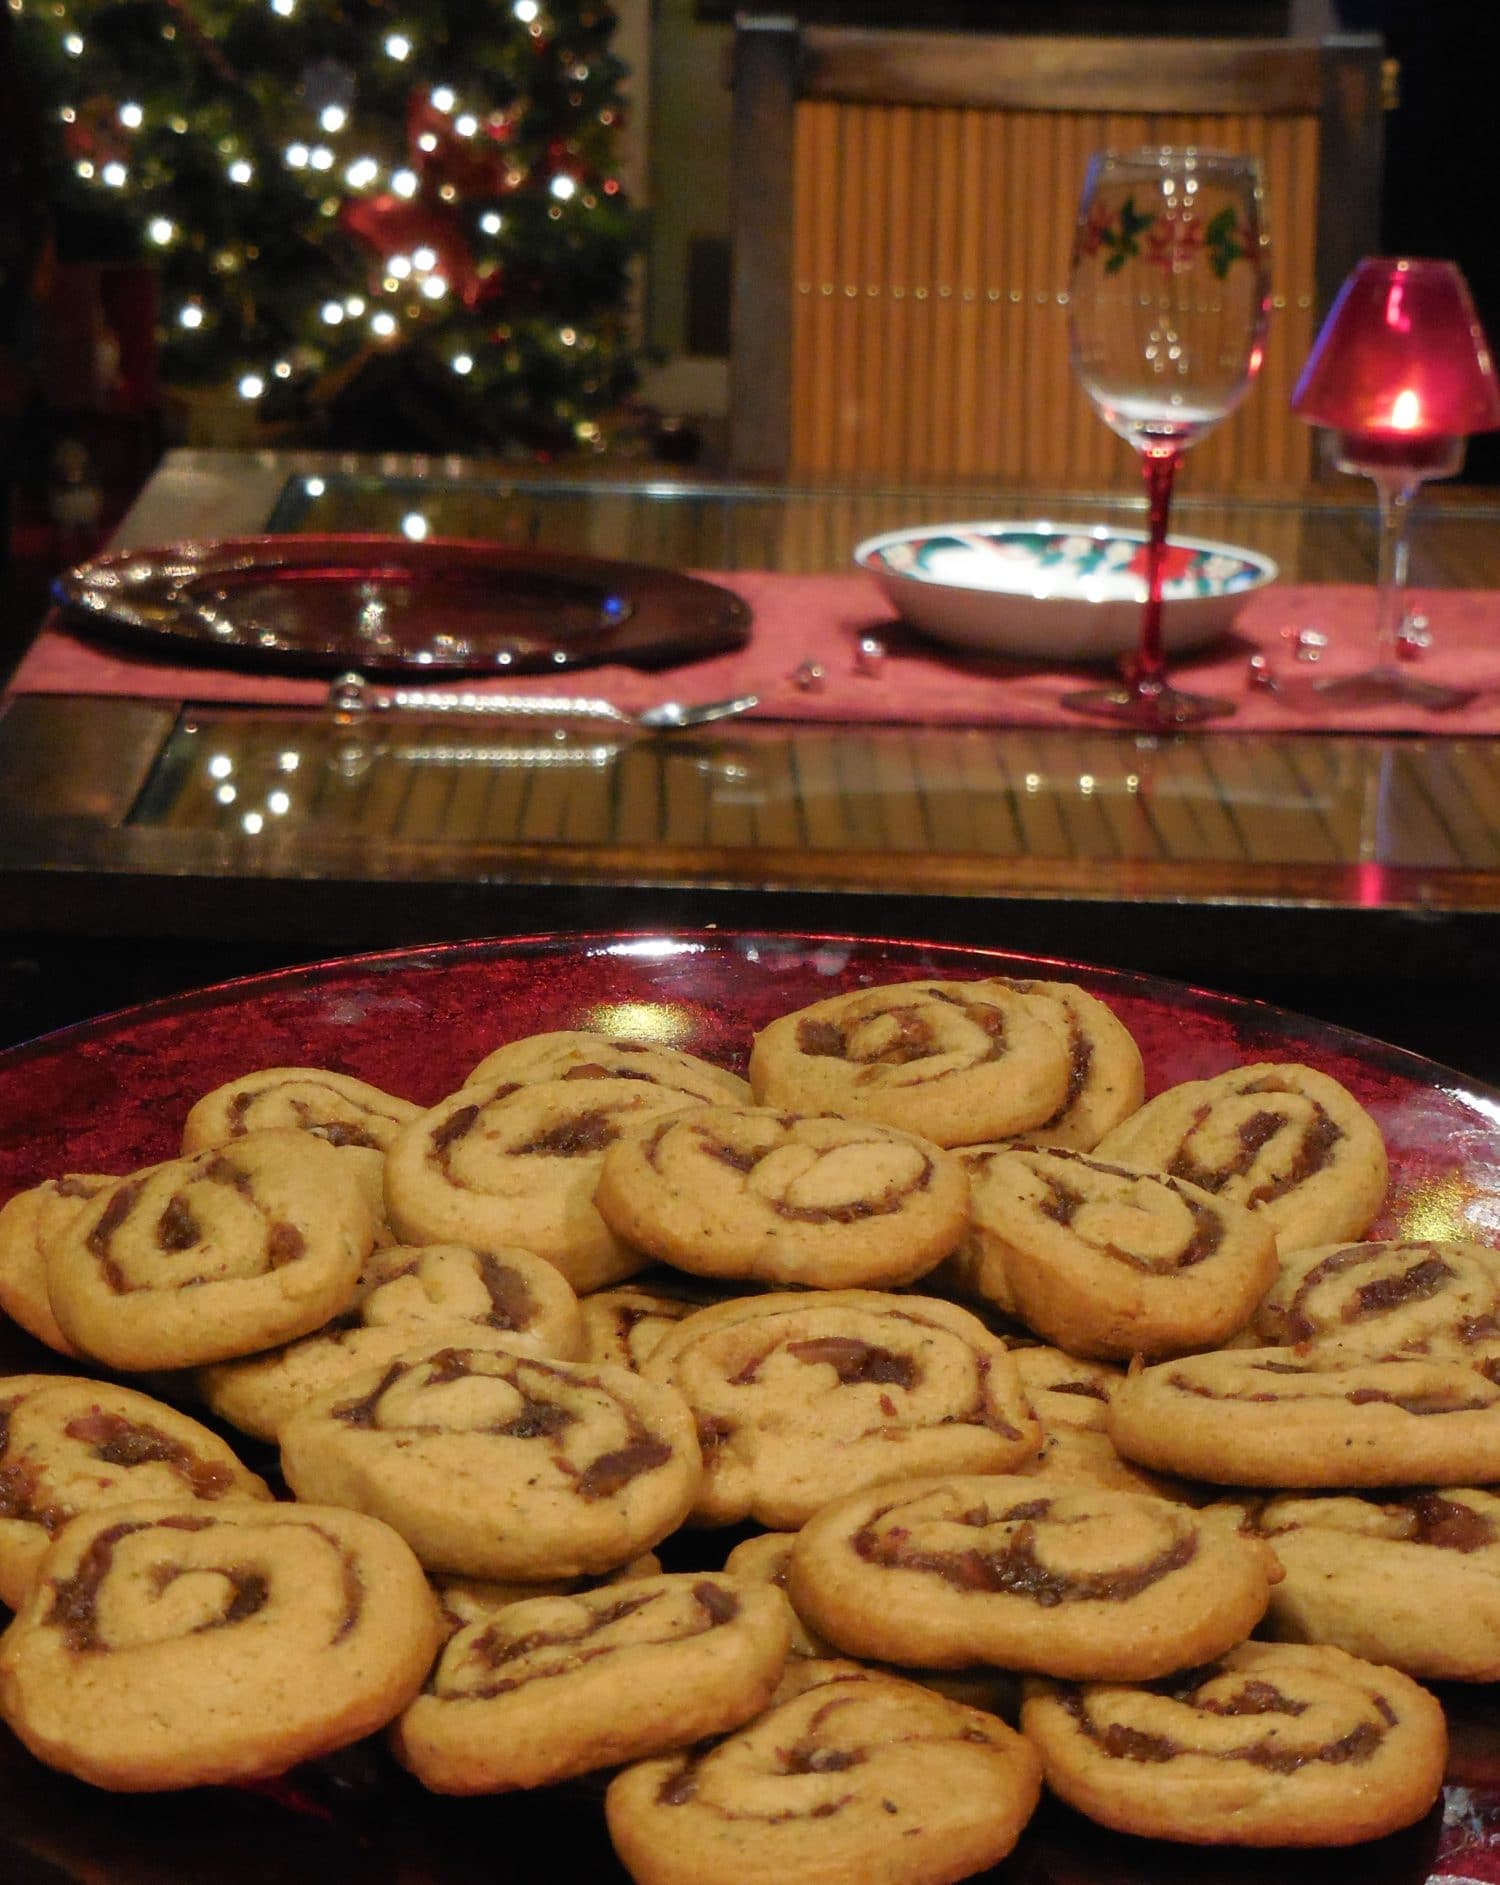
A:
[787,1475,1279,1680]
[280,1342,701,1580]
[979,977,1145,1151]
[180,1066,421,1153]
[0,1499,441,1791]
[1235,1486,1500,1681]
[354,1241,584,1356]
[393,1571,789,1794]
[1108,1346,1500,1487]
[384,1075,698,1293]
[747,978,1075,1147]
[0,1174,116,1356]
[593,1105,969,1290]
[429,1553,662,1634]
[45,1130,376,1371]
[1020,1640,1447,1847]
[0,1374,272,1608]
[580,1284,702,1372]
[1093,1061,1388,1254]
[1009,1345,1181,1497]
[952,1146,1278,1361]
[462,1029,751,1105]
[1250,1236,1500,1365]
[605,1664,1042,1885]
[640,1290,1040,1529]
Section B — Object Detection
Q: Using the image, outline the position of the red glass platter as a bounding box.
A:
[0,929,1498,1885]
[50,535,753,676]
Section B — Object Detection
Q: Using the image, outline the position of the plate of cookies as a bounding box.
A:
[0,930,1497,1885]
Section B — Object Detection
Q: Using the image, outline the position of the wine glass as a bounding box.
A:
[1066,147,1271,726]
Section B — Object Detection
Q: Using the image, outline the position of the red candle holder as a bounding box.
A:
[1292,257,1500,710]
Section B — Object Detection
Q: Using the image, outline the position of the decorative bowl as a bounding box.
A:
[853,519,1278,662]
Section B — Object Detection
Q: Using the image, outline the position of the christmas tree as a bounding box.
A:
[11,0,646,456]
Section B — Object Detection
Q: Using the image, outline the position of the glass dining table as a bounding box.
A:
[3,445,1499,1071]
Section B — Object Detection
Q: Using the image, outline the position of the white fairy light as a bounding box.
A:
[101,162,127,187]
[238,373,265,399]
[479,211,503,235]
[228,158,254,184]
[513,1,539,20]
[455,114,478,137]
[388,254,413,279]
[550,174,577,201]
[321,301,345,324]
[431,87,456,112]
[412,246,437,272]
[148,217,175,245]
[344,295,366,316]
[392,169,418,198]
[63,31,83,54]
[452,354,474,375]
[417,132,438,153]
[370,311,398,337]
[319,105,346,133]
[286,143,310,168]
[384,32,411,59]
[178,304,205,328]
[118,102,143,128]
[310,146,334,171]
[74,159,95,179]
[273,360,292,379]
[401,512,429,541]
[345,157,378,188]
[271,0,296,15]
[420,276,447,300]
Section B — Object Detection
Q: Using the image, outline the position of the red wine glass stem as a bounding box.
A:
[1135,442,1182,689]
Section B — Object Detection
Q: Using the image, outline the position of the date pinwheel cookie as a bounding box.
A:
[198,1319,543,1444]
[1020,1640,1447,1847]
[393,1571,789,1794]
[593,1104,969,1290]
[1092,1061,1388,1254]
[786,1475,1278,1681]
[981,977,1146,1151]
[954,1146,1278,1361]
[461,1030,751,1106]
[180,1066,421,1154]
[355,1241,584,1357]
[430,1553,663,1634]
[747,978,1075,1147]
[605,1664,1043,1885]
[0,1499,442,1791]
[1009,1345,1182,1497]
[722,1530,833,1658]
[384,1075,699,1293]
[1249,1236,1500,1365]
[201,1240,586,1443]
[1237,1486,1500,1681]
[580,1284,702,1372]
[639,1290,1041,1530]
[0,1375,272,1609]
[279,1342,701,1580]
[0,1175,117,1357]
[45,1129,376,1371]
[1107,1345,1500,1487]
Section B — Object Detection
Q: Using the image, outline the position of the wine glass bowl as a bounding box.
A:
[1065,147,1271,726]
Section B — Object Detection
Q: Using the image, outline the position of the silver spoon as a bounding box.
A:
[327,672,759,730]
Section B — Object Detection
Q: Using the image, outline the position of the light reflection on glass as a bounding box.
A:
[582,1000,694,1045]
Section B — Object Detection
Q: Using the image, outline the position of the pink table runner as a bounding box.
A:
[11,572,1500,732]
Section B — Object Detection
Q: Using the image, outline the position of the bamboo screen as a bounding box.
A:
[787,100,1320,491]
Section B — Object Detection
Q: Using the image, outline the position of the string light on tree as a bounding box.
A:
[13,0,644,454]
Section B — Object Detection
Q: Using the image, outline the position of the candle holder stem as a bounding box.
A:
[1314,459,1475,712]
